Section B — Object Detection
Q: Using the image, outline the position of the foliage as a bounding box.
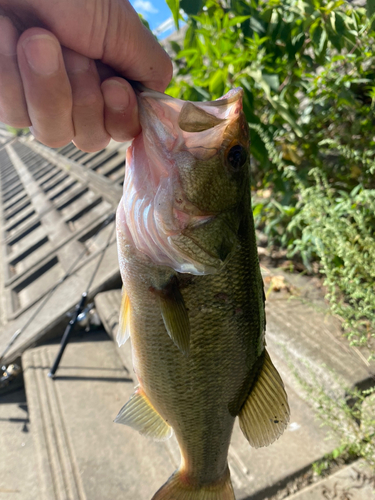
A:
[289,174,375,349]
[164,0,375,351]
[294,365,375,471]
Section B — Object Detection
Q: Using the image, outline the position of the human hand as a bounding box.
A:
[0,0,172,151]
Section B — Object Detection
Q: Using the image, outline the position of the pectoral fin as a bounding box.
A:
[116,287,131,346]
[238,350,290,448]
[152,277,191,356]
[115,388,173,441]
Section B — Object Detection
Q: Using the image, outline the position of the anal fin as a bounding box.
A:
[239,349,290,448]
[116,287,131,346]
[114,388,173,441]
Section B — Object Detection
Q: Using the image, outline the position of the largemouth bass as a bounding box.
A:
[115,86,290,500]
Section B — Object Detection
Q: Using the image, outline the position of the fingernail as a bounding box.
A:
[23,35,60,76]
[64,51,90,74]
[102,80,130,112]
[0,16,18,56]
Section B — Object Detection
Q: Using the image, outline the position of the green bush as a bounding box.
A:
[289,174,375,349]
[294,365,375,471]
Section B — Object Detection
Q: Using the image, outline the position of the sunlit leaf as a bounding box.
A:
[166,0,180,28]
[228,15,251,27]
[262,73,280,91]
[209,69,224,95]
[250,16,266,34]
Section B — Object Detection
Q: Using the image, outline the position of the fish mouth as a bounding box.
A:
[135,85,244,146]
[121,85,244,275]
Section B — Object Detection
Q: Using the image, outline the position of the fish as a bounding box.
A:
[115,86,290,500]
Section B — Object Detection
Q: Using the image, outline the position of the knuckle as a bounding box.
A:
[73,89,102,108]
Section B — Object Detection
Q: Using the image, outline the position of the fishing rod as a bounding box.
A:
[0,211,116,365]
[48,219,116,377]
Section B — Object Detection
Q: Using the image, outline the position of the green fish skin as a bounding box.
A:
[115,87,290,500]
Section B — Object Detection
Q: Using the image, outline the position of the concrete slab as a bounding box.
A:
[22,333,177,500]
[94,289,121,341]
[0,389,40,500]
[261,269,375,398]
[287,460,375,500]
[28,140,123,205]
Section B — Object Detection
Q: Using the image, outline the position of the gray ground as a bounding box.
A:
[0,389,39,500]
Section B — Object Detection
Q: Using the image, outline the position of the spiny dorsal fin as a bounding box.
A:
[238,350,290,448]
[114,388,173,441]
[116,287,131,346]
[151,277,191,356]
[179,102,224,132]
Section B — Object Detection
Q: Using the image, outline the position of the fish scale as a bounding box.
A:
[115,86,290,500]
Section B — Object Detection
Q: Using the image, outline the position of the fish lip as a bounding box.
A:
[134,84,244,108]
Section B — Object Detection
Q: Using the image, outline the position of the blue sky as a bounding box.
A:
[129,0,173,33]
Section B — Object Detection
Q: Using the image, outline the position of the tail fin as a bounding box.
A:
[152,468,235,500]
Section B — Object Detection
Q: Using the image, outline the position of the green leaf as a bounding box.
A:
[180,0,202,15]
[166,0,180,28]
[208,69,224,95]
[228,16,251,28]
[138,14,151,31]
[367,1,375,28]
[271,99,303,137]
[192,85,210,100]
[250,16,266,35]
[262,73,280,91]
[169,41,181,54]
[334,11,347,36]
[253,203,264,218]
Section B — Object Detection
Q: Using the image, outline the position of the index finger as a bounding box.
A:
[102,4,173,92]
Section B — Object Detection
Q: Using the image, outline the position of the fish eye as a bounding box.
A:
[226,144,248,171]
